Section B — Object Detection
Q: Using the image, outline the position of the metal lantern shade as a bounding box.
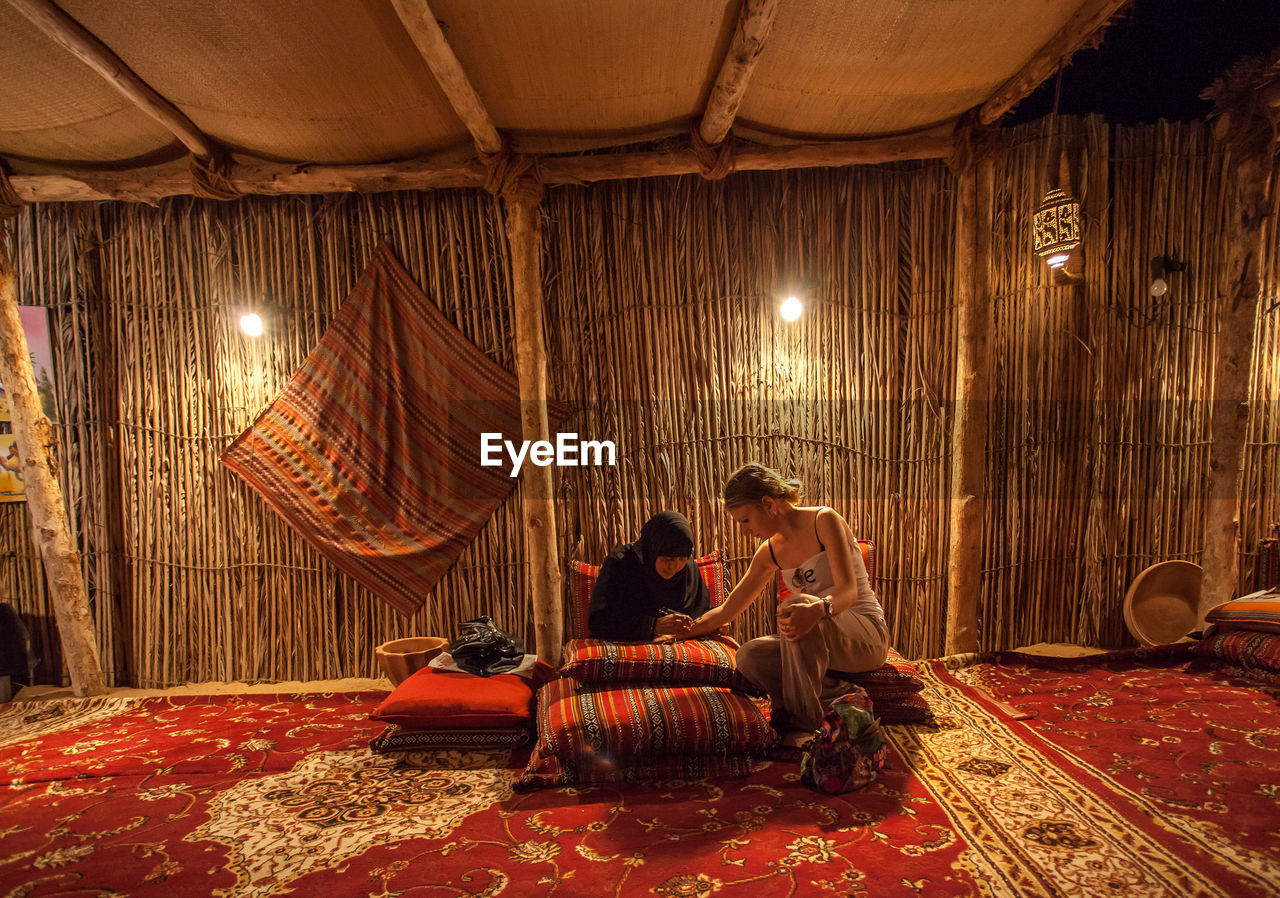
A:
[1032,188,1082,260]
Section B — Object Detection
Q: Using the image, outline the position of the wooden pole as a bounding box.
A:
[391,0,504,155]
[8,130,955,203]
[698,0,779,146]
[979,0,1133,125]
[501,174,562,664]
[0,229,105,696]
[945,154,994,654]
[1200,145,1272,615]
[5,0,215,159]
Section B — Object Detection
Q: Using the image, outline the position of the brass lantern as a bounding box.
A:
[1032,187,1081,270]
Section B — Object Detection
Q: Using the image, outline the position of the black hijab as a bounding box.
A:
[587,511,711,641]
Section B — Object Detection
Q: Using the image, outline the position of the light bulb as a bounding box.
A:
[1047,253,1070,270]
[1150,278,1168,298]
[240,313,264,337]
[780,297,803,321]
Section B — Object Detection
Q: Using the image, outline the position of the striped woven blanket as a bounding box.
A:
[221,245,570,616]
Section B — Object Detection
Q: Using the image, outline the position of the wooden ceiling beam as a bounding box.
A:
[6,0,216,159]
[979,0,1133,125]
[391,0,504,156]
[8,130,954,203]
[698,0,780,146]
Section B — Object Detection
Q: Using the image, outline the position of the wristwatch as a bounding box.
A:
[821,597,833,618]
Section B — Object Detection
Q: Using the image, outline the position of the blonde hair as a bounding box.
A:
[723,463,802,508]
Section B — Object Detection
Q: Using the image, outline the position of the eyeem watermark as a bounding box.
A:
[480,432,616,477]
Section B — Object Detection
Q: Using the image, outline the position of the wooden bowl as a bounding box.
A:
[375,636,448,685]
[1123,561,1202,646]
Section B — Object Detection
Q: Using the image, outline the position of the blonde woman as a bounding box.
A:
[684,464,888,746]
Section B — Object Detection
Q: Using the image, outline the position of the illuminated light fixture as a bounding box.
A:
[779,296,803,321]
[240,312,264,337]
[1033,187,1082,266]
[1149,254,1186,298]
[1032,67,1083,277]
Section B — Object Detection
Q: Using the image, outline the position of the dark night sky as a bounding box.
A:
[1007,0,1280,125]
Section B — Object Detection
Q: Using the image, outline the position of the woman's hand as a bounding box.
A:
[654,613,693,639]
[777,595,826,642]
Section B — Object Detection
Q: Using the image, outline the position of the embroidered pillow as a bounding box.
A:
[370,662,557,729]
[872,691,936,726]
[567,551,726,640]
[561,635,757,691]
[829,647,926,701]
[370,724,531,753]
[1195,629,1280,674]
[516,676,776,788]
[1204,590,1280,635]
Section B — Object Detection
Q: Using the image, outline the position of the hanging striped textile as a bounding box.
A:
[221,244,572,616]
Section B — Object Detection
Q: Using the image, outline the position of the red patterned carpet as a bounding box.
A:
[1,648,1277,897]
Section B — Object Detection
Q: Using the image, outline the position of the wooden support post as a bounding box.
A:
[698,0,779,146]
[979,0,1133,125]
[8,130,955,204]
[1200,151,1271,615]
[392,0,504,155]
[6,0,215,159]
[0,232,105,696]
[500,175,562,664]
[945,155,994,654]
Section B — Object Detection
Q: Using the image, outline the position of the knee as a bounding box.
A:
[735,637,777,680]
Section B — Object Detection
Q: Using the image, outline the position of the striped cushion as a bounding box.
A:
[1205,590,1280,635]
[221,244,571,616]
[830,647,925,700]
[872,691,936,726]
[561,635,756,691]
[1196,629,1280,673]
[516,677,776,788]
[370,725,530,753]
[567,551,726,640]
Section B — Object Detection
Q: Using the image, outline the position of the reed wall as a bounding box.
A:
[3,118,1276,686]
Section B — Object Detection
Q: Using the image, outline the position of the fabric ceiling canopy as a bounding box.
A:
[0,0,1088,174]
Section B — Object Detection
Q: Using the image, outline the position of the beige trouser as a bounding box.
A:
[736,610,889,732]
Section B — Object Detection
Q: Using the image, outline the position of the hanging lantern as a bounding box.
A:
[1032,187,1081,269]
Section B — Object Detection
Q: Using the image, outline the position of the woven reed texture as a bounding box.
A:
[0,1,1082,167]
[2,119,1276,686]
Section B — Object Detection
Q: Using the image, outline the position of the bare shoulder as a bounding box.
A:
[814,506,853,539]
[748,540,774,568]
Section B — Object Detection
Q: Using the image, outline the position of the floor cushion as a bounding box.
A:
[369,724,532,753]
[560,634,756,691]
[1204,590,1280,635]
[370,661,557,730]
[516,676,776,788]
[829,647,926,701]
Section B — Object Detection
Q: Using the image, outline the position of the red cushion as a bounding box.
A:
[568,551,725,640]
[370,724,532,752]
[370,662,557,729]
[1204,591,1280,635]
[872,691,935,726]
[561,635,756,691]
[516,676,776,788]
[1195,629,1280,672]
[830,647,925,700]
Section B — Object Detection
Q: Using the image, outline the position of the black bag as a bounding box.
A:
[447,616,525,676]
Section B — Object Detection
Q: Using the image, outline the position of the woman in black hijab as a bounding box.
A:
[587,511,711,642]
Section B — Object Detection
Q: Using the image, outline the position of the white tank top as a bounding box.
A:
[776,514,885,625]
